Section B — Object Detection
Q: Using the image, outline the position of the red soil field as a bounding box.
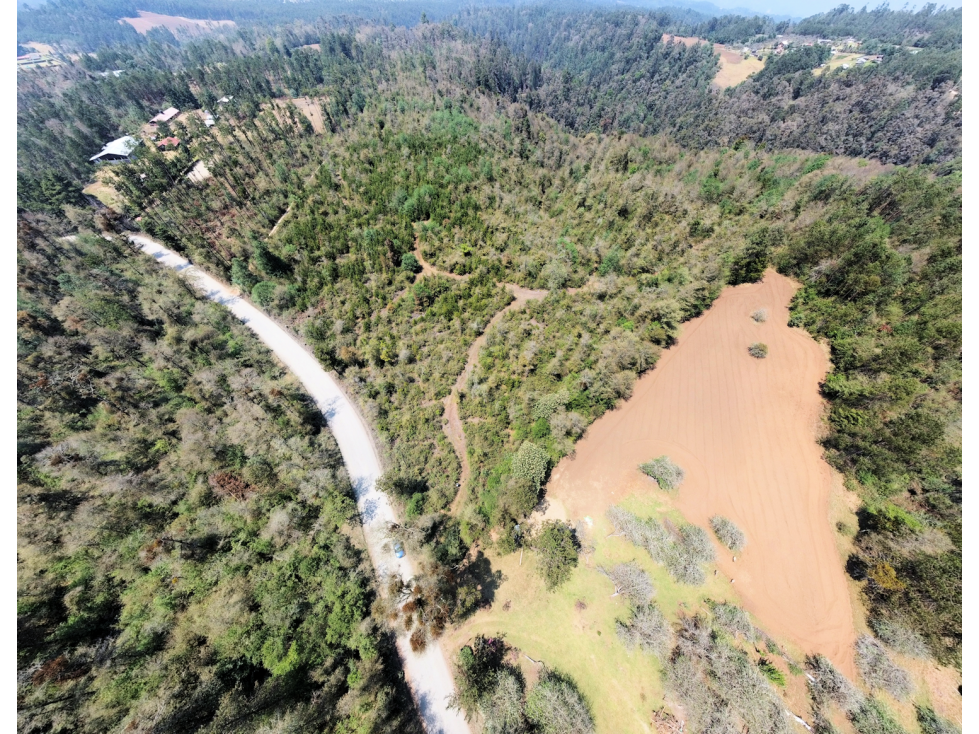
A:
[547,270,857,676]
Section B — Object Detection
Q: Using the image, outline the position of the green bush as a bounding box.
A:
[757,657,786,687]
[748,342,769,358]
[531,521,579,591]
[710,515,746,552]
[512,441,550,491]
[638,456,684,490]
[251,281,277,307]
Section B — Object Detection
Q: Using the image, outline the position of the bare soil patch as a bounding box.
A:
[119,11,235,36]
[713,45,764,88]
[546,270,858,677]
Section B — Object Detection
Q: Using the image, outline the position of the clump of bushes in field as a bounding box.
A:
[708,600,754,640]
[710,515,747,551]
[451,635,595,733]
[639,455,685,490]
[806,653,915,734]
[607,506,714,585]
[916,705,962,734]
[751,308,767,322]
[599,561,654,602]
[855,635,913,700]
[748,342,769,358]
[617,603,672,657]
[666,614,791,734]
[870,618,930,659]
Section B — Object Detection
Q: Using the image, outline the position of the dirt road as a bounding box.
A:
[130,234,471,734]
[547,270,857,676]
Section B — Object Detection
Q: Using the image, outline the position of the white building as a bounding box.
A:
[90,135,140,163]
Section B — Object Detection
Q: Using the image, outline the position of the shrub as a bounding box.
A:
[710,515,746,551]
[679,524,715,563]
[916,705,961,734]
[616,603,672,657]
[709,601,754,639]
[805,654,864,714]
[599,562,654,603]
[483,671,527,733]
[638,456,685,490]
[748,342,769,358]
[850,697,909,734]
[531,521,579,591]
[400,252,421,273]
[525,669,595,734]
[251,280,277,307]
[512,441,550,491]
[532,390,570,421]
[757,657,786,686]
[606,506,712,585]
[854,635,913,700]
[751,308,768,322]
[870,618,929,659]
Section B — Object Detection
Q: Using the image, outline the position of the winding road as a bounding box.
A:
[129,234,471,734]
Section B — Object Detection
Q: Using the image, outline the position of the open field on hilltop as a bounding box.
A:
[813,52,864,75]
[119,10,235,36]
[713,46,764,88]
[660,34,763,88]
[546,270,859,676]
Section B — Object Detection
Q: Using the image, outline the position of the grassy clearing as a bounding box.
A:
[813,52,864,75]
[443,493,753,733]
[82,178,125,210]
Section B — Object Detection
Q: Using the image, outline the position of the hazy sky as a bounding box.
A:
[711,0,962,17]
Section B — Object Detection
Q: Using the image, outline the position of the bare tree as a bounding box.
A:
[598,562,654,603]
[616,603,672,657]
[855,635,913,700]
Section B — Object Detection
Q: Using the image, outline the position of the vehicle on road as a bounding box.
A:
[393,541,405,559]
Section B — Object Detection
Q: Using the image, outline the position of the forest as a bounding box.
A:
[17,2,961,733]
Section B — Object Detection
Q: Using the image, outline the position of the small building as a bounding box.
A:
[157,136,181,149]
[90,135,140,163]
[149,107,179,125]
[202,110,216,127]
[217,95,234,104]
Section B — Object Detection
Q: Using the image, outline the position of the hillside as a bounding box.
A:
[16,4,962,734]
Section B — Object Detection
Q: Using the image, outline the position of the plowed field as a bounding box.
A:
[547,270,857,675]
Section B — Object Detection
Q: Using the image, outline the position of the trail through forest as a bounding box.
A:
[411,245,547,509]
[130,233,471,734]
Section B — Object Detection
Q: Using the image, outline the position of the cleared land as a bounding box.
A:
[660,34,764,88]
[713,45,764,88]
[813,53,863,76]
[546,270,857,677]
[119,11,235,36]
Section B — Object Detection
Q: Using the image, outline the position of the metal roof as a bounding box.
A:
[90,135,140,162]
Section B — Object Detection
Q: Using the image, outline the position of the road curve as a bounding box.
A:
[129,234,471,734]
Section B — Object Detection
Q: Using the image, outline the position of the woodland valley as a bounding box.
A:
[16,2,961,734]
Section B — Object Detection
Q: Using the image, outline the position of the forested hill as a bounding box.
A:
[17,219,424,732]
[452,4,961,164]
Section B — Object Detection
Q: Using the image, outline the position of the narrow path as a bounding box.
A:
[129,234,471,734]
[411,245,547,511]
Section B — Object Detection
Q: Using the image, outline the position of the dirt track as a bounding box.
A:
[547,270,857,676]
[412,245,548,508]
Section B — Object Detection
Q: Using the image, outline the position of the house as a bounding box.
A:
[149,107,179,125]
[841,64,850,70]
[157,136,181,149]
[202,110,216,127]
[97,69,125,78]
[17,52,42,62]
[217,95,234,104]
[90,135,140,163]
[856,56,868,65]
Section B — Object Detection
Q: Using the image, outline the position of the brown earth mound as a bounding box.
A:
[547,270,857,676]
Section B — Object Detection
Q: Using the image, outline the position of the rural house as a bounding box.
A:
[89,135,140,163]
[149,107,179,125]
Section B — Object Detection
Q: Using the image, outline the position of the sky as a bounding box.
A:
[710,0,962,17]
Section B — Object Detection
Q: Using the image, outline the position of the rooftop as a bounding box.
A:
[90,135,140,162]
[149,107,180,124]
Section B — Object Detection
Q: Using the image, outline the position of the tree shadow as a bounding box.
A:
[459,550,504,612]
